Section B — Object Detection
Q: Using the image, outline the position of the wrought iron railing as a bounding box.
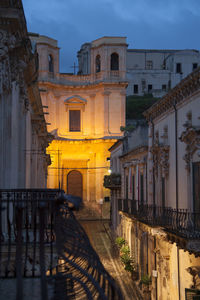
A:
[118,198,200,239]
[0,189,123,300]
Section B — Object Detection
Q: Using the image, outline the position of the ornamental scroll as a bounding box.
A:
[180,125,200,172]
[150,143,170,178]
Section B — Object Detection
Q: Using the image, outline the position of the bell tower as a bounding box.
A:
[29,33,60,79]
[90,36,127,80]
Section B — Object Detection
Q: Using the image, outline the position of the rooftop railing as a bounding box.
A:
[0,189,123,300]
[118,198,200,239]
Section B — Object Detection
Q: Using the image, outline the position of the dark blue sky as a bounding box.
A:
[22,0,200,73]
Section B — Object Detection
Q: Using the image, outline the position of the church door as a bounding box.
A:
[67,170,83,198]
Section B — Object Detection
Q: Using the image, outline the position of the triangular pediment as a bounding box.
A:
[64,95,87,104]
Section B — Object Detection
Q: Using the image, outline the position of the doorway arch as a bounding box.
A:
[67,170,83,198]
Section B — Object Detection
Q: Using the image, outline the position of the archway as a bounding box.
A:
[48,54,54,73]
[96,55,101,73]
[111,52,119,70]
[67,170,83,198]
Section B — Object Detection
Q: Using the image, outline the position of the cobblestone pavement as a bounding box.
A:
[80,220,143,300]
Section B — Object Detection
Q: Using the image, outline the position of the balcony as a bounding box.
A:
[0,189,122,300]
[104,174,121,189]
[118,199,200,242]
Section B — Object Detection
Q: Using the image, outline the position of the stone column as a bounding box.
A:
[120,91,126,128]
[102,91,111,135]
[89,94,96,136]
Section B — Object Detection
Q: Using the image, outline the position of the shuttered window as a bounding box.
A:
[69,110,80,131]
[193,162,200,211]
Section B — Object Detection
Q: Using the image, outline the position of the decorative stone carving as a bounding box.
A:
[180,124,200,172]
[0,29,16,59]
[150,142,170,178]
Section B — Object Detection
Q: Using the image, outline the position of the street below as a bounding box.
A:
[80,220,143,300]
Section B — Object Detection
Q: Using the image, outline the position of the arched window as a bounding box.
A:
[111,52,119,71]
[48,54,54,73]
[96,55,101,73]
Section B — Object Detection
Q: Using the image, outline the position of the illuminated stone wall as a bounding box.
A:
[29,34,128,209]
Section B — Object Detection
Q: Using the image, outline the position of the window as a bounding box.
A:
[48,54,54,73]
[132,175,135,200]
[96,55,101,73]
[140,174,144,204]
[161,177,165,209]
[69,110,80,132]
[111,53,119,70]
[141,80,146,92]
[162,84,167,91]
[125,175,128,199]
[193,162,200,211]
[134,84,138,94]
[148,84,153,93]
[146,60,153,70]
[193,63,198,71]
[176,63,182,73]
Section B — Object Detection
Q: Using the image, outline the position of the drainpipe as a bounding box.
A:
[154,237,158,300]
[173,101,181,300]
[151,119,158,300]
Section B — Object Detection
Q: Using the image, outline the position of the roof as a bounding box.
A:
[144,67,200,121]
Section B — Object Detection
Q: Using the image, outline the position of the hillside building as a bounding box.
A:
[78,42,200,98]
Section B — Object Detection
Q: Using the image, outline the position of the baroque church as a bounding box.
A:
[29,33,127,211]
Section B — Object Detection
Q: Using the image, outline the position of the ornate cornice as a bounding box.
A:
[144,68,200,121]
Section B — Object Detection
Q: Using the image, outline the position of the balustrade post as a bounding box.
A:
[16,201,24,300]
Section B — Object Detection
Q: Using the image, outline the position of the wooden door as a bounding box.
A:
[67,170,83,198]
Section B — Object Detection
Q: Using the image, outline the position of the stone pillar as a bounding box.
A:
[120,91,126,128]
[89,94,96,136]
[103,91,110,135]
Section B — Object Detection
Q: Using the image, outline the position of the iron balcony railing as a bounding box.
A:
[0,189,123,300]
[118,198,200,239]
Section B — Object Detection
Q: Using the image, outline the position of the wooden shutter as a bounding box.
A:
[69,110,80,131]
[162,177,165,208]
[193,162,200,211]
[140,174,144,204]
[132,175,135,200]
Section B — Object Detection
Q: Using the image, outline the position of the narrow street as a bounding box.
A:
[80,220,143,300]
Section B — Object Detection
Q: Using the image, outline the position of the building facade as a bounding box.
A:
[78,42,200,98]
[29,34,127,210]
[109,68,200,299]
[126,49,200,97]
[0,0,50,189]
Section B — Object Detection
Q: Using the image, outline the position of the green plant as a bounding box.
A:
[120,245,130,255]
[124,261,134,273]
[140,274,152,285]
[120,125,135,132]
[120,253,131,264]
[115,237,126,248]
[115,237,138,274]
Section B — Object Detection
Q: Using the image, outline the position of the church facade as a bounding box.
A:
[30,34,127,210]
